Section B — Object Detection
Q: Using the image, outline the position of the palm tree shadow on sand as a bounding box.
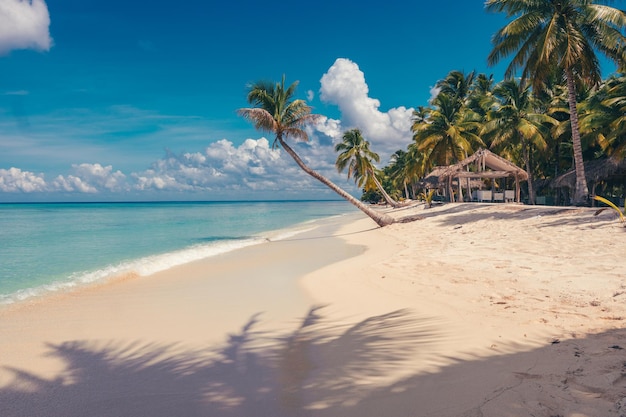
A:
[1,307,625,417]
[0,307,439,417]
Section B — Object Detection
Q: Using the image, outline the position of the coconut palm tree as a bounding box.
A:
[436,70,476,104]
[412,93,485,166]
[238,76,394,227]
[581,74,626,158]
[335,128,403,208]
[482,79,558,204]
[386,150,412,200]
[486,0,626,205]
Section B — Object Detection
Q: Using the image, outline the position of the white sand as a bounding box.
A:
[1,203,625,416]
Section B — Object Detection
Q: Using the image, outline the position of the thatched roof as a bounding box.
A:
[421,167,449,187]
[552,157,626,188]
[422,149,528,187]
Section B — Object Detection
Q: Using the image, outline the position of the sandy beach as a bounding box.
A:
[1,202,625,417]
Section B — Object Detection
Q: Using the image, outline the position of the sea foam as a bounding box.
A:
[0,237,265,305]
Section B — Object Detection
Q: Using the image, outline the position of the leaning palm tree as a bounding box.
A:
[237,76,394,227]
[486,0,626,205]
[482,79,558,204]
[335,128,403,208]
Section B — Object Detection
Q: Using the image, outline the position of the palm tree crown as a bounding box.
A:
[238,76,318,148]
[487,0,626,91]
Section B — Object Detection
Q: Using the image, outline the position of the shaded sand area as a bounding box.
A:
[1,203,625,416]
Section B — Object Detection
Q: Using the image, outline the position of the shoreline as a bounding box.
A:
[0,208,358,309]
[1,203,625,416]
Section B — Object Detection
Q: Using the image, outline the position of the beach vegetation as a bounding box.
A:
[418,189,436,208]
[335,128,405,208]
[238,76,395,227]
[486,0,626,205]
[593,195,625,223]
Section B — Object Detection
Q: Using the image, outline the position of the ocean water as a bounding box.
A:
[0,200,358,305]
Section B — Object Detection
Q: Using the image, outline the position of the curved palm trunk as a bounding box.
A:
[565,69,590,205]
[278,137,395,227]
[370,172,405,208]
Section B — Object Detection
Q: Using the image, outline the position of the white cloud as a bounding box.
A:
[132,139,288,193]
[50,164,128,193]
[318,58,414,162]
[72,163,127,191]
[312,116,342,140]
[0,167,47,192]
[429,85,441,102]
[0,0,52,55]
[52,174,97,193]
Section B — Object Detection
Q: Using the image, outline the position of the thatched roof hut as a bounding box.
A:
[553,158,626,193]
[422,149,528,203]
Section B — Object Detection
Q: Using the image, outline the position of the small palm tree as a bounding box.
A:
[238,76,394,227]
[335,128,402,208]
[486,0,626,205]
[386,150,412,200]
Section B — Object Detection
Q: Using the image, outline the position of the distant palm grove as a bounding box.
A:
[240,1,626,225]
[370,0,626,207]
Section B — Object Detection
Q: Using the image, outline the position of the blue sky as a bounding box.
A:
[0,1,618,202]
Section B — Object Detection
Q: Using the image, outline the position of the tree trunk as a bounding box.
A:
[371,172,407,208]
[565,69,590,205]
[278,137,395,227]
[524,144,535,205]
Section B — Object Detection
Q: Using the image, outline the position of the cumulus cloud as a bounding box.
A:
[0,167,47,192]
[133,139,295,193]
[51,164,128,193]
[0,0,52,55]
[318,58,414,162]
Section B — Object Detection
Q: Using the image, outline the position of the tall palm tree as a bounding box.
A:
[486,0,626,205]
[335,128,402,207]
[238,76,394,227]
[482,79,558,204]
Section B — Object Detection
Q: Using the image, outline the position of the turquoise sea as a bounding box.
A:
[0,200,358,305]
